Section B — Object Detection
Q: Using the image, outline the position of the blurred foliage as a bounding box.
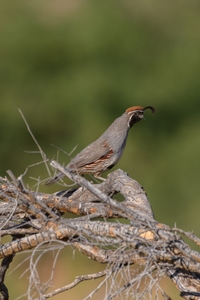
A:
[0,0,200,298]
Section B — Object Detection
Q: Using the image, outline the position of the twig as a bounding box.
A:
[18,109,51,177]
[34,269,110,300]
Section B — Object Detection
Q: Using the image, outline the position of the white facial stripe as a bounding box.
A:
[127,110,143,114]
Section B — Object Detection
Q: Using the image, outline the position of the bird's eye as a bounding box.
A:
[135,110,143,117]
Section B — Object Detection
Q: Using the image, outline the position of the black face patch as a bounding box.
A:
[129,111,143,127]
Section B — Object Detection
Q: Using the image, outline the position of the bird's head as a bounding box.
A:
[126,105,155,128]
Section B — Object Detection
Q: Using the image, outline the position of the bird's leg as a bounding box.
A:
[94,174,106,181]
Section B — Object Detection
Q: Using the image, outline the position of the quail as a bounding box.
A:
[45,105,155,186]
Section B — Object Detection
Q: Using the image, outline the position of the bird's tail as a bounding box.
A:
[44,172,65,186]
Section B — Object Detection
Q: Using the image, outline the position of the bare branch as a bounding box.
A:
[35,269,110,300]
[18,109,51,176]
[0,167,200,299]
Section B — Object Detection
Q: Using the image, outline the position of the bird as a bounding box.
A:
[45,105,155,186]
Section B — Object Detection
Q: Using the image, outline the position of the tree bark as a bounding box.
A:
[0,165,200,299]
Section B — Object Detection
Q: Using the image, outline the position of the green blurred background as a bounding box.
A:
[1,0,200,299]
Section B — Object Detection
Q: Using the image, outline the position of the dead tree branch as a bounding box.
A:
[0,166,200,299]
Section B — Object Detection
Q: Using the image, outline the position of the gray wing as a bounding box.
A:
[67,139,111,170]
[45,139,110,186]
